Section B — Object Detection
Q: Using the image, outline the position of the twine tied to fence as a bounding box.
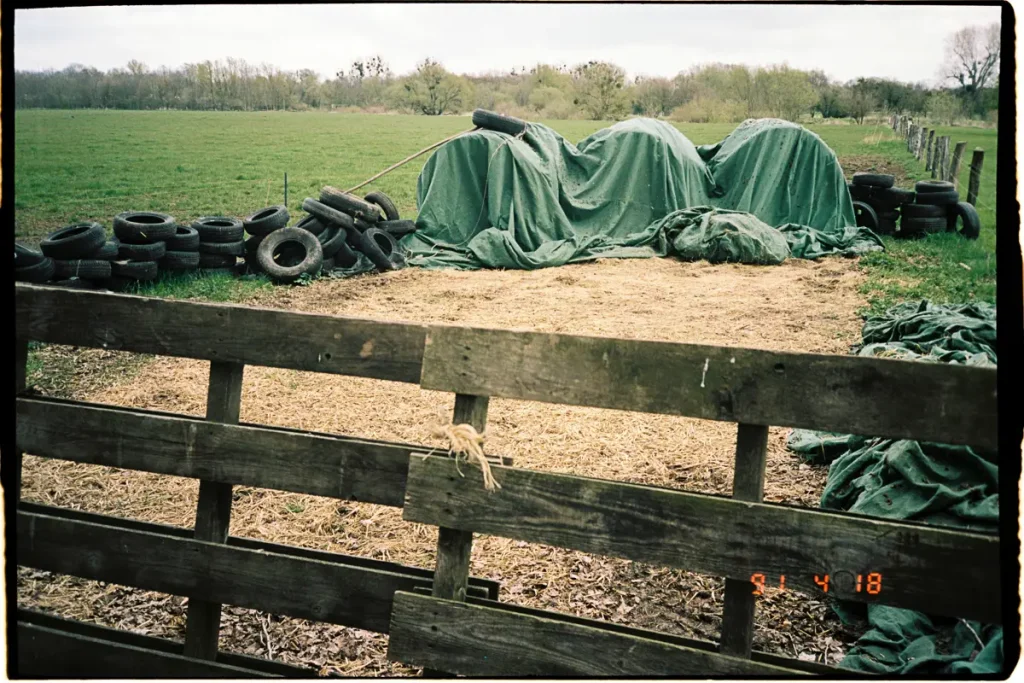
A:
[430,422,501,492]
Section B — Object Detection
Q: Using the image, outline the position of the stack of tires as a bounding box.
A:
[111,212,178,288]
[848,173,914,236]
[299,187,411,277]
[159,224,201,275]
[241,205,290,276]
[902,180,980,240]
[16,221,119,288]
[194,216,245,275]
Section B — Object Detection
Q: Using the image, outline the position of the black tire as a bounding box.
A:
[901,216,947,236]
[317,224,349,258]
[113,212,177,244]
[192,216,244,243]
[472,109,528,136]
[321,257,335,273]
[379,219,417,238]
[902,203,946,219]
[876,209,899,221]
[53,278,101,290]
[53,259,113,280]
[948,202,981,240]
[40,222,107,259]
[118,240,167,261]
[111,259,159,281]
[167,226,201,251]
[244,234,265,254]
[915,190,959,206]
[848,183,875,201]
[198,253,238,268]
[160,250,201,270]
[15,257,56,283]
[92,241,120,260]
[293,214,327,236]
[852,201,879,230]
[198,240,245,256]
[851,172,895,189]
[915,180,955,194]
[243,205,289,236]
[874,187,915,205]
[16,243,47,267]
[256,227,324,284]
[319,187,381,222]
[876,218,896,236]
[365,191,400,221]
[302,197,356,230]
[355,227,398,273]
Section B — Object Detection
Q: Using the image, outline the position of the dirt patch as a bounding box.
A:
[19,256,868,673]
[839,155,914,188]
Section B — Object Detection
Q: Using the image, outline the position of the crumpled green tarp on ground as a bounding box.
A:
[787,301,1001,674]
[403,117,882,270]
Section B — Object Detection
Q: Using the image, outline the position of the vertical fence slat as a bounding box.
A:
[425,393,489,677]
[967,149,985,206]
[949,141,968,190]
[718,423,770,658]
[926,130,936,171]
[14,340,29,504]
[183,361,245,660]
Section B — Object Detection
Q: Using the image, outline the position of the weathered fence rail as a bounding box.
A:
[12,283,1001,676]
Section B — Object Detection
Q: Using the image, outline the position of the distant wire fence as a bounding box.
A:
[888,114,991,211]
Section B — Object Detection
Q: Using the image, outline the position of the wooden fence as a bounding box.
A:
[890,114,984,204]
[13,282,1001,676]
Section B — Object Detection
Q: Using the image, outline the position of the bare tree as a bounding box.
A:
[941,23,1000,115]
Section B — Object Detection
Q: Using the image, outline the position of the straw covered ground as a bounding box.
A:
[19,255,870,674]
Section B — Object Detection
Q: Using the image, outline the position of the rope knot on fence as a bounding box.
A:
[431,422,501,491]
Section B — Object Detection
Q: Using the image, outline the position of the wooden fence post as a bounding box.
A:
[183,361,245,660]
[926,130,936,170]
[917,128,927,160]
[967,149,985,206]
[425,393,489,676]
[949,141,967,189]
[941,137,952,181]
[718,423,770,658]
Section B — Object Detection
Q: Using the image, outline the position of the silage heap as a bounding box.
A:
[404,117,882,269]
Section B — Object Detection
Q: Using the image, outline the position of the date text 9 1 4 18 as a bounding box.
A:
[751,573,882,596]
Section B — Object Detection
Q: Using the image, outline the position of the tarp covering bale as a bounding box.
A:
[787,301,1001,675]
[404,117,881,270]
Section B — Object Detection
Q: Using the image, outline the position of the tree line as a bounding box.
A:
[15,23,998,124]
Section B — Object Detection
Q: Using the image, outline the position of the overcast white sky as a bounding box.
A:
[15,4,1003,84]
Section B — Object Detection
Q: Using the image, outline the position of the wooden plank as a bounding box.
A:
[18,621,273,678]
[967,148,985,206]
[185,361,245,660]
[926,129,935,170]
[17,509,477,634]
[420,326,998,450]
[13,339,28,505]
[14,282,426,383]
[18,608,313,677]
[402,455,1001,623]
[949,141,968,188]
[408,586,837,674]
[387,592,802,676]
[18,501,498,599]
[719,423,769,658]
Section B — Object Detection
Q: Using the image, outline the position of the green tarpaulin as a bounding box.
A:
[787,301,1001,674]
[401,117,882,270]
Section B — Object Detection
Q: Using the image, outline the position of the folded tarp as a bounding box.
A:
[403,117,880,269]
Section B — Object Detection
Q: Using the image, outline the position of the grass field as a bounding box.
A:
[15,110,998,313]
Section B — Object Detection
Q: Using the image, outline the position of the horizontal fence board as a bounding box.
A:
[407,587,837,675]
[18,621,273,678]
[18,502,498,600]
[403,456,1000,623]
[17,608,311,677]
[420,326,998,450]
[15,283,426,383]
[18,509,477,634]
[18,396,509,508]
[387,592,801,676]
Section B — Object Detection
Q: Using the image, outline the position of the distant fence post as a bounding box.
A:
[949,141,967,189]
[967,149,984,206]
[926,130,936,170]
[940,137,951,181]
